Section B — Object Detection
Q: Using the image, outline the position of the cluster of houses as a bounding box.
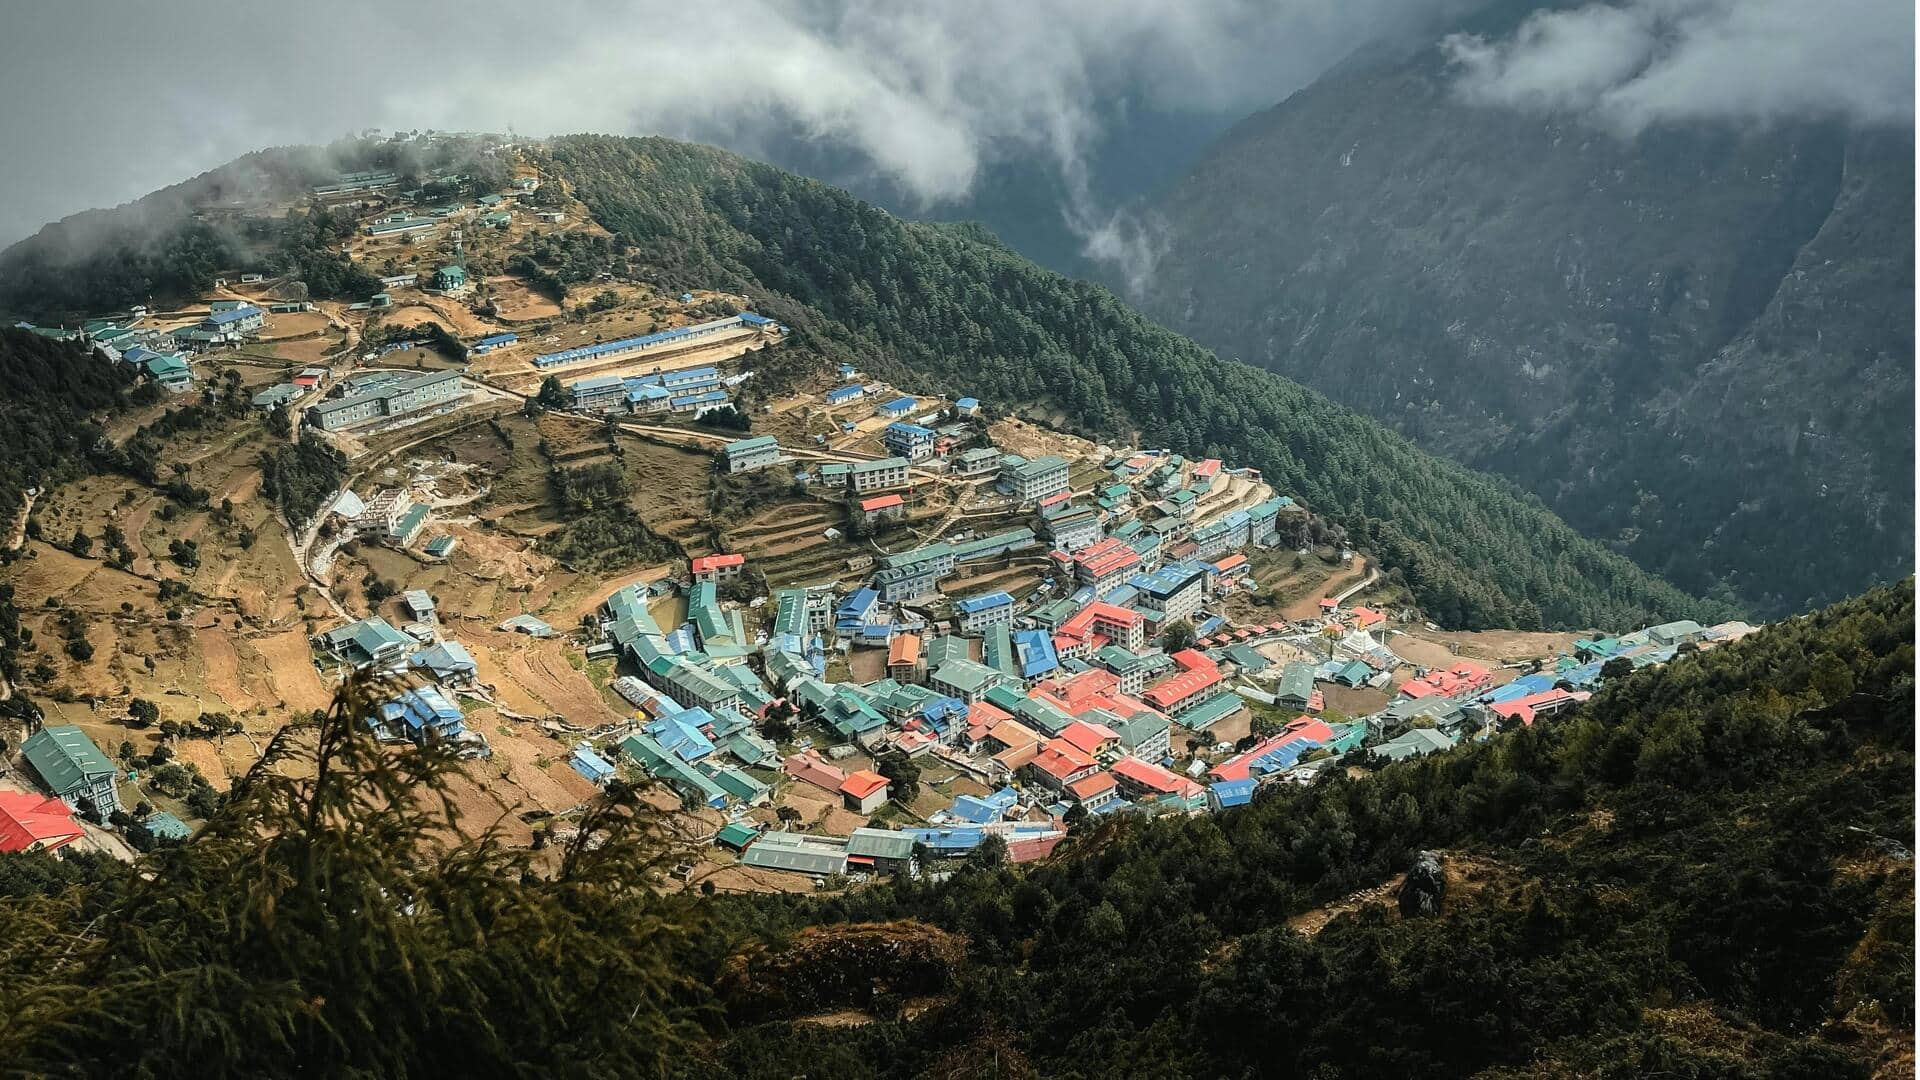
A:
[304,368,467,432]
[537,423,1764,882]
[18,301,276,395]
[0,723,193,856]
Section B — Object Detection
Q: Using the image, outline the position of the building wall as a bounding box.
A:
[725,445,782,473]
[850,461,910,493]
[957,604,1013,634]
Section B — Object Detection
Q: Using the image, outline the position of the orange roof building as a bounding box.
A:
[888,632,922,669]
[839,769,892,813]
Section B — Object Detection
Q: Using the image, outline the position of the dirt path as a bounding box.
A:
[6,487,38,551]
[1284,557,1370,621]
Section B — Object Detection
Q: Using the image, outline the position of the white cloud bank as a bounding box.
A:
[1442,0,1914,133]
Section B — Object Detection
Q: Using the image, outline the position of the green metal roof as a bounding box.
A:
[715,822,760,849]
[847,827,916,860]
[22,726,115,796]
[1179,692,1245,731]
[931,658,1002,694]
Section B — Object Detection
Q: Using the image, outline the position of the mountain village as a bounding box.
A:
[0,148,1758,889]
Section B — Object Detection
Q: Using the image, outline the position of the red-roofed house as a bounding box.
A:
[1399,662,1493,700]
[1349,606,1385,630]
[1212,553,1249,583]
[1057,719,1120,757]
[1071,538,1142,593]
[1055,601,1146,655]
[1144,650,1223,718]
[0,791,85,854]
[1193,458,1222,480]
[859,493,906,524]
[963,700,1014,745]
[888,632,922,683]
[1037,490,1074,510]
[784,751,848,794]
[1109,756,1204,801]
[840,770,892,813]
[1066,770,1120,810]
[1488,688,1590,727]
[1007,831,1066,862]
[690,552,746,582]
[1025,738,1098,791]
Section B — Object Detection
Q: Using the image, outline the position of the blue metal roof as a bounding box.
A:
[1012,629,1059,679]
[826,385,863,402]
[955,397,979,408]
[954,591,1013,614]
[1210,779,1256,807]
[879,396,915,412]
[533,319,740,368]
[739,311,774,326]
[475,332,518,346]
[205,305,261,326]
[886,421,934,437]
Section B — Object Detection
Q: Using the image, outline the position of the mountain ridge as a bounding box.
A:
[539,133,1732,630]
[1123,16,1913,619]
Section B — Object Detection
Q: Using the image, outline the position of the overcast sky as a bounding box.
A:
[0,0,1910,248]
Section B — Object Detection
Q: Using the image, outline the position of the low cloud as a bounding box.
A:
[1442,0,1914,133]
[0,0,1466,271]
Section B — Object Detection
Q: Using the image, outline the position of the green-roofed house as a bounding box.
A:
[721,434,781,474]
[715,821,761,850]
[925,635,970,668]
[1276,662,1317,709]
[846,827,916,875]
[1179,691,1245,732]
[620,734,728,808]
[22,726,120,815]
[704,764,772,806]
[738,831,849,876]
[930,657,1008,704]
[434,264,468,291]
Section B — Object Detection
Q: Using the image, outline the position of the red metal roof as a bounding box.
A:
[0,792,83,854]
[1029,739,1096,781]
[690,553,745,574]
[860,493,905,512]
[1110,756,1200,797]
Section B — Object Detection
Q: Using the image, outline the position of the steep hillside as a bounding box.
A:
[542,134,1728,631]
[1128,8,1913,619]
[705,581,1914,1078]
[1,580,1907,1076]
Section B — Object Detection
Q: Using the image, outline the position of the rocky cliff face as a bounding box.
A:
[1131,33,1912,617]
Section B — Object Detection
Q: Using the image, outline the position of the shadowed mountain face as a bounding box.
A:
[1126,30,1913,619]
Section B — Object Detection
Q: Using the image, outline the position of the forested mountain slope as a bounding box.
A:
[1128,4,1913,619]
[543,134,1727,631]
